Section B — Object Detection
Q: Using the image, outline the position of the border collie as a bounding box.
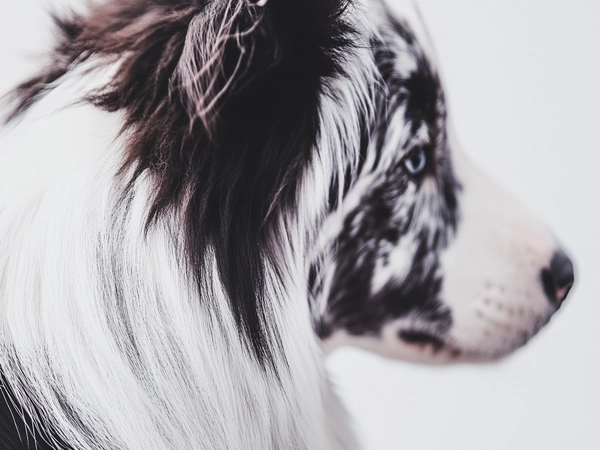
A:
[0,0,574,449]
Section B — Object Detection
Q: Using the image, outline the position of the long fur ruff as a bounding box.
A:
[0,0,379,448]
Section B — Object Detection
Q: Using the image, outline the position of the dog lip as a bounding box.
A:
[398,329,445,350]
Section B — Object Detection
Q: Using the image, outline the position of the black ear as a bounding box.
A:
[172,0,353,133]
[8,0,356,366]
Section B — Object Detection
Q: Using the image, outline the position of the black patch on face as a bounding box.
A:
[404,63,440,131]
[313,14,459,343]
[7,0,355,367]
[318,224,453,339]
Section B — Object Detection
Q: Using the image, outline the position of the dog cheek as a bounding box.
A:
[436,148,562,359]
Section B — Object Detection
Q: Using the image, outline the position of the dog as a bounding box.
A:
[0,0,574,449]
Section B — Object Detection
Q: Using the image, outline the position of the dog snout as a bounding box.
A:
[541,249,575,306]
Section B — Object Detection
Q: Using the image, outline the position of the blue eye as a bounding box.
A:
[404,148,427,176]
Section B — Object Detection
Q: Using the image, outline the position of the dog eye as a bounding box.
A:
[404,148,427,176]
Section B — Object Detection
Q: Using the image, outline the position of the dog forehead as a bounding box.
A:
[383,0,438,61]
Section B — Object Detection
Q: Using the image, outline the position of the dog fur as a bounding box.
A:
[0,0,573,449]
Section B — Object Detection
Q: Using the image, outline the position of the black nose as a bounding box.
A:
[541,250,575,306]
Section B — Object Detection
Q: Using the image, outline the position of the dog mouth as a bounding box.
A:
[397,329,467,361]
[398,329,445,350]
[397,323,551,363]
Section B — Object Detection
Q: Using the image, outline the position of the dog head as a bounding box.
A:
[310,2,574,363]
[0,1,576,448]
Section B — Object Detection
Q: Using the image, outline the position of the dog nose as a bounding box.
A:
[541,250,574,306]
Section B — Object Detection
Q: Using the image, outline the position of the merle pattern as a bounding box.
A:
[314,17,460,344]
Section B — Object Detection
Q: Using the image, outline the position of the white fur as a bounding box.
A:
[0,67,336,450]
[0,0,566,448]
[0,0,389,447]
[439,143,557,360]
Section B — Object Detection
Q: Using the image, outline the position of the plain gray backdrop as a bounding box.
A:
[0,1,598,449]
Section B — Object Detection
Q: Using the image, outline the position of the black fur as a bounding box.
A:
[8,0,354,367]
[3,2,462,447]
[314,18,459,343]
[2,1,357,446]
[0,373,70,450]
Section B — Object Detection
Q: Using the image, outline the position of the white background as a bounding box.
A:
[0,1,598,449]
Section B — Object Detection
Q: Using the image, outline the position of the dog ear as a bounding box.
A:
[174,0,353,133]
